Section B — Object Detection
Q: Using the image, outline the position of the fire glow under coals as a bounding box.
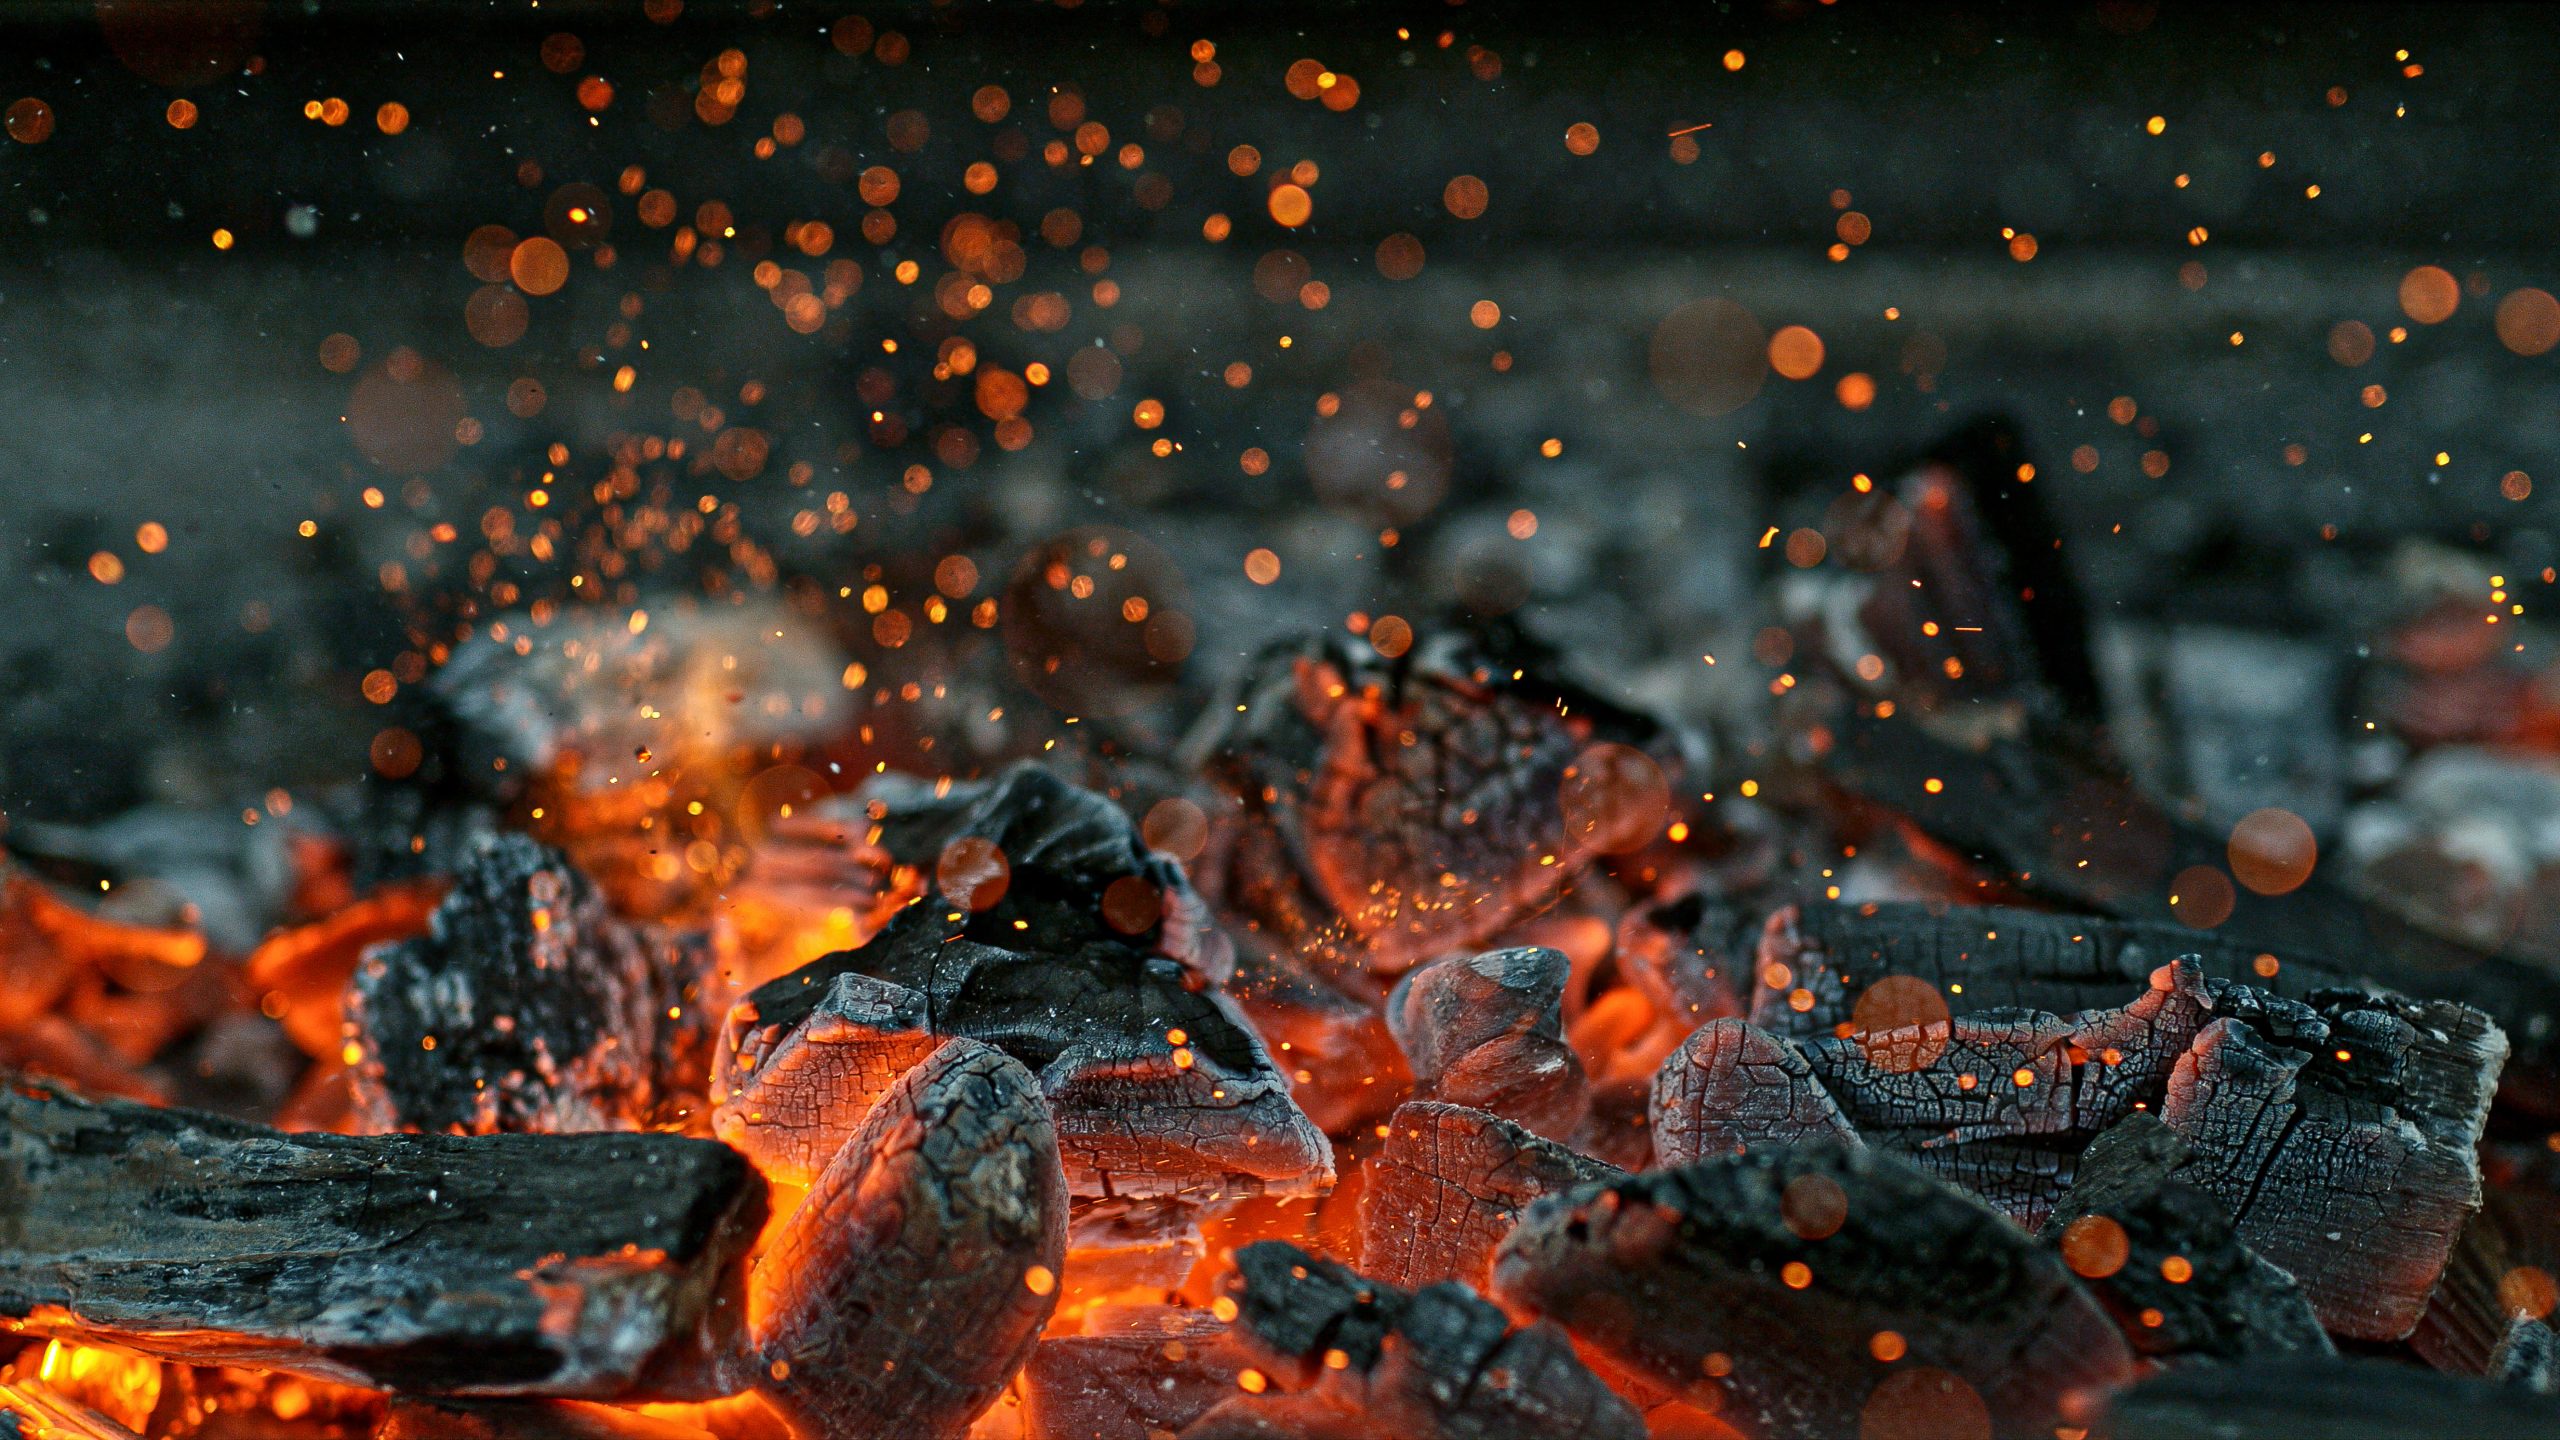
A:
[10,6,2560,1440]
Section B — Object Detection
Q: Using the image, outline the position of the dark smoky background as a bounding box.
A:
[0,0,2555,930]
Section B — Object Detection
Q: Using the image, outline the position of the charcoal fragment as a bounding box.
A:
[0,1076,763,1397]
[1022,1308,1246,1440]
[1823,702,2560,1096]
[2041,1112,2331,1361]
[1386,947,1586,1140]
[347,834,713,1135]
[716,906,1330,1197]
[2104,1355,2560,1440]
[862,763,1233,985]
[1182,621,1686,978]
[2164,989,2504,1341]
[1214,1241,1645,1440]
[741,1039,1066,1440]
[1650,1019,1861,1168]
[1491,1141,2134,1440]
[1358,1101,1623,1291]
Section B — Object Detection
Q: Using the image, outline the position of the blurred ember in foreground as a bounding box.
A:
[12,5,2560,1439]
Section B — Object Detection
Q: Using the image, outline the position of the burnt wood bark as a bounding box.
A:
[738,1039,1065,1440]
[1357,1101,1623,1292]
[347,834,713,1135]
[1490,1141,2134,1440]
[1385,948,1586,1141]
[713,906,1330,1197]
[2040,1112,2332,1361]
[1210,1241,1644,1440]
[0,1076,762,1398]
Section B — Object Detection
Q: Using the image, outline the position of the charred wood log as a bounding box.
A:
[2162,989,2504,1341]
[2103,1356,2560,1440]
[736,1039,1066,1440]
[1022,1307,1247,1440]
[1385,948,1586,1141]
[1210,1241,1644,1440]
[347,835,714,1135]
[0,1076,763,1398]
[2040,1112,2331,1361]
[1490,1141,2134,1440]
[1739,900,2363,1039]
[861,764,1232,985]
[714,906,1329,1197]
[1824,702,2560,1097]
[1180,620,1688,979]
[1357,1101,1623,1292]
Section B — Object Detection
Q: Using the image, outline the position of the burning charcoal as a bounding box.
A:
[1490,1141,2134,1439]
[0,1076,763,1397]
[1649,1020,1862,1168]
[1823,701,2560,1094]
[738,1039,1066,1440]
[1611,891,1756,1033]
[2040,1112,2331,1361]
[1065,1197,1210,1304]
[243,876,445,1056]
[1222,936,1411,1136]
[380,1400,719,1440]
[0,861,208,1030]
[862,763,1233,984]
[348,834,714,1135]
[1182,620,1687,978]
[1738,900,2362,1041]
[1213,1241,1645,1440]
[1022,1307,1247,1440]
[1385,948,1586,1140]
[1358,1101,1623,1291]
[1178,1395,1376,1440]
[2103,1356,2560,1440]
[1657,960,2218,1228]
[715,906,1330,1197]
[2163,990,2505,1341]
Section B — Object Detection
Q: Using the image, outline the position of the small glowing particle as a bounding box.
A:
[1023,1265,1057,1296]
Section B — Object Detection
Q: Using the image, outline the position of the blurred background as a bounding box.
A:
[1,0,2555,927]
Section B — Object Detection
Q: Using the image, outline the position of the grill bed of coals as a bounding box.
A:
[11,444,2560,1440]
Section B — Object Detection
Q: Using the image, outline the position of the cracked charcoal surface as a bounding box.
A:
[717,904,1329,1197]
[1216,1241,1644,1440]
[348,833,713,1135]
[2163,988,2506,1342]
[0,1076,762,1397]
[744,1039,1065,1440]
[2040,1112,2331,1361]
[1022,1308,1246,1440]
[1386,947,1586,1141]
[1358,1100,1623,1292]
[1737,900,2364,1039]
[862,762,1233,985]
[1650,1019,1864,1169]
[1490,1141,2133,1440]
[1824,703,2560,1093]
[1181,619,1687,979]
[1656,959,2219,1228]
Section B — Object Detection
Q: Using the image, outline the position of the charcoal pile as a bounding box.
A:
[8,447,2560,1440]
